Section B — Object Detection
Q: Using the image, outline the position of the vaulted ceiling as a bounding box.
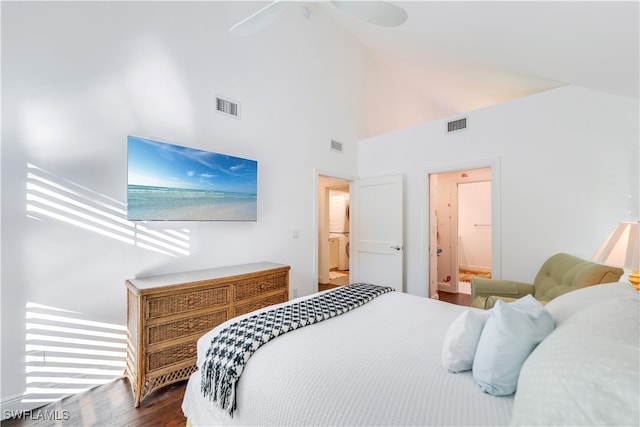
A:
[234,1,639,119]
[326,1,639,116]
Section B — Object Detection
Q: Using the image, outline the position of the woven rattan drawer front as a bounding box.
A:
[233,272,287,301]
[126,263,289,408]
[146,286,229,319]
[147,309,229,346]
[147,341,196,372]
[234,293,286,317]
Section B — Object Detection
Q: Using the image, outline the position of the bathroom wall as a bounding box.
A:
[458,181,492,272]
[433,168,491,292]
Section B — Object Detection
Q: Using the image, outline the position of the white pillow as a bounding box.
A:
[442,309,490,373]
[544,282,634,325]
[472,295,554,396]
[512,296,640,426]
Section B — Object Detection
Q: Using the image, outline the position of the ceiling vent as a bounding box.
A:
[215,96,240,118]
[447,117,467,133]
[330,140,343,153]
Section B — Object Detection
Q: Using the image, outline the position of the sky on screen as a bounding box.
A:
[128,136,257,194]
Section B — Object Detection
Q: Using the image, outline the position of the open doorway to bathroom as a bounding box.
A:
[429,167,492,306]
[318,176,350,291]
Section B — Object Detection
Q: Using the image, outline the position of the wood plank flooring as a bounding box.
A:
[4,289,469,427]
[2,378,187,427]
[438,291,471,306]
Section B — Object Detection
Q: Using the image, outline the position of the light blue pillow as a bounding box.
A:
[472,295,554,396]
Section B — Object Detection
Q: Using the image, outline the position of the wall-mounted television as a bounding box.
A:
[127,136,257,221]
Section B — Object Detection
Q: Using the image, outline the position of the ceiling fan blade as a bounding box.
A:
[331,1,408,27]
[229,1,291,36]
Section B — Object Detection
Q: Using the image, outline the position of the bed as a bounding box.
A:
[181,281,639,426]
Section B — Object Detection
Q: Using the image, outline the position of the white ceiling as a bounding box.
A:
[311,1,639,117]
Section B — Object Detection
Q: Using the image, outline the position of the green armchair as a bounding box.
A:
[471,253,624,309]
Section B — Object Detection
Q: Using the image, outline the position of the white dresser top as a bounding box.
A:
[127,262,289,291]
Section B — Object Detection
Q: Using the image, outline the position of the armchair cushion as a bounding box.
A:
[471,253,623,309]
[532,253,623,302]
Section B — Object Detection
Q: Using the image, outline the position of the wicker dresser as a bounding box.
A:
[124,262,290,407]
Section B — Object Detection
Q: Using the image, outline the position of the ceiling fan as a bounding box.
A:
[229,1,408,36]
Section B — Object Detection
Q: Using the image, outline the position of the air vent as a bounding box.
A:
[447,117,467,133]
[215,96,240,118]
[330,140,343,153]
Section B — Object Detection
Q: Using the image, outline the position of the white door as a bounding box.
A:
[351,175,403,292]
[428,175,438,298]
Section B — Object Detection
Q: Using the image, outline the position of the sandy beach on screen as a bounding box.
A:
[129,201,257,221]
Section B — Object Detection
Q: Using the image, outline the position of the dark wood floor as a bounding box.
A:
[4,291,470,426]
[438,291,471,306]
[2,378,187,427]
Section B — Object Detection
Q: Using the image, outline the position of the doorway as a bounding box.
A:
[318,175,351,291]
[457,180,492,294]
[428,167,492,303]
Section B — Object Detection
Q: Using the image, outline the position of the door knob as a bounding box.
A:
[391,245,402,251]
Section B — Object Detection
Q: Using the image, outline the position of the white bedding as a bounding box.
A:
[182,291,514,426]
[512,283,640,426]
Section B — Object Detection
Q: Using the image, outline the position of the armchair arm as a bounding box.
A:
[477,295,550,310]
[470,277,534,303]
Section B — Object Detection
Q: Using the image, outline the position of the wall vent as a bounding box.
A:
[447,117,467,133]
[330,140,343,153]
[215,96,240,118]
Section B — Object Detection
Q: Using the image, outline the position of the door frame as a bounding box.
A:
[313,169,356,291]
[424,157,502,299]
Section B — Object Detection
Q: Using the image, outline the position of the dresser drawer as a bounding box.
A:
[234,293,287,317]
[126,263,289,407]
[145,286,229,319]
[147,341,197,372]
[233,272,287,301]
[147,309,229,346]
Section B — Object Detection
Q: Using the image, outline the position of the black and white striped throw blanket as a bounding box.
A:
[200,282,394,416]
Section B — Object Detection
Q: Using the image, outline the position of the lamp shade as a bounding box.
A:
[592,221,640,269]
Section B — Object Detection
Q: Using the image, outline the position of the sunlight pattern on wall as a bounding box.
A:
[23,302,127,404]
[25,163,190,257]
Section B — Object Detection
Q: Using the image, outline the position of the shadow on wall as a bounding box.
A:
[10,163,195,408]
[25,163,190,257]
[21,302,127,406]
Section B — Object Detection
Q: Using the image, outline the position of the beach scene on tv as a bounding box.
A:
[127,136,257,221]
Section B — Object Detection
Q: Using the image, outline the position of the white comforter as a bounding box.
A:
[182,291,514,426]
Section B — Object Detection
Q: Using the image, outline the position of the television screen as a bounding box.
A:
[127,136,257,221]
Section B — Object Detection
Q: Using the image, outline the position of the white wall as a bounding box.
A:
[458,180,492,271]
[362,53,448,137]
[1,1,432,411]
[358,86,639,297]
